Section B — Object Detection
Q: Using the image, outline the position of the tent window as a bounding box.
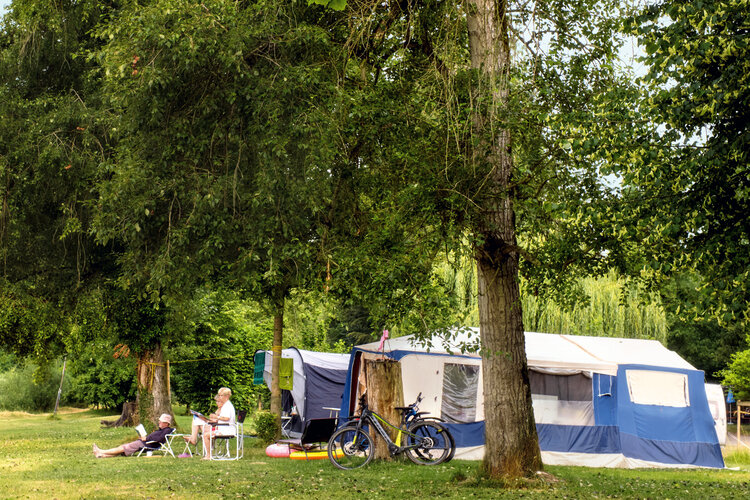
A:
[530,371,592,401]
[441,363,479,423]
[530,371,594,426]
[626,370,690,407]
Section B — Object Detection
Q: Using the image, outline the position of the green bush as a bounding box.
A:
[720,348,750,400]
[169,292,274,415]
[66,344,137,410]
[0,361,68,412]
[253,410,279,445]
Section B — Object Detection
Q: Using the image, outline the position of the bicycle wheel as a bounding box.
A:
[404,422,451,465]
[328,427,374,470]
[425,421,455,462]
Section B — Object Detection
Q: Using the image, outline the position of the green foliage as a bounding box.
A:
[0,359,68,412]
[621,0,750,322]
[522,271,668,342]
[169,290,274,414]
[308,0,346,11]
[66,343,137,410]
[167,288,350,413]
[117,298,171,355]
[660,273,747,381]
[89,0,347,311]
[720,349,750,400]
[252,410,279,445]
[0,0,119,360]
[0,350,16,371]
[0,281,67,358]
[327,303,380,348]
[283,290,344,352]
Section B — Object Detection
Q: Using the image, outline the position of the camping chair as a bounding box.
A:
[278,418,337,456]
[172,432,202,458]
[281,414,293,438]
[136,429,177,458]
[209,410,246,461]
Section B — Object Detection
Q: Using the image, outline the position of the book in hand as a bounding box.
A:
[134,423,147,439]
[190,410,209,422]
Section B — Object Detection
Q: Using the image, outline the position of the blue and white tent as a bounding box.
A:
[340,329,724,468]
[258,348,349,435]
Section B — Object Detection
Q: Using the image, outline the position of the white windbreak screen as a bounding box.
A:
[626,370,690,407]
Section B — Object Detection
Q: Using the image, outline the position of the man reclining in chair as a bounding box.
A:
[93,413,174,458]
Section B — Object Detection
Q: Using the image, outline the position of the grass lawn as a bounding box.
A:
[1,409,749,499]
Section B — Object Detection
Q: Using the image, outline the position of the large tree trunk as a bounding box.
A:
[135,341,173,427]
[269,299,284,438]
[467,0,543,478]
[364,358,403,460]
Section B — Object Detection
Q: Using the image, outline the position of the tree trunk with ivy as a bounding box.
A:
[467,0,543,477]
[135,341,173,427]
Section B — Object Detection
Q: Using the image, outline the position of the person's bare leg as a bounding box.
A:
[183,422,201,445]
[93,444,125,458]
[202,428,212,460]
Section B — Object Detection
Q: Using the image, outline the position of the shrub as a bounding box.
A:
[66,344,137,410]
[0,361,68,412]
[253,410,279,445]
[168,293,274,415]
[720,349,750,400]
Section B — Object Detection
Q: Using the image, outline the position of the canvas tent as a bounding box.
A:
[340,329,724,468]
[255,348,349,436]
[705,383,727,446]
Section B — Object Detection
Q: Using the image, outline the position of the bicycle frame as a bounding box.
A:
[345,406,426,456]
[327,394,453,469]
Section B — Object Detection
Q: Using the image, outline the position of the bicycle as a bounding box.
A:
[396,392,456,462]
[327,394,453,470]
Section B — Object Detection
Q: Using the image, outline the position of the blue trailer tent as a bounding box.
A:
[340,329,724,468]
[256,348,350,436]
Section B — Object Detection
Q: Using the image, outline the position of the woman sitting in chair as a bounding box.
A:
[180,387,235,459]
[202,387,236,460]
[93,414,174,458]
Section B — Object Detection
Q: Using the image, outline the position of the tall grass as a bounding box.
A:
[724,448,750,468]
